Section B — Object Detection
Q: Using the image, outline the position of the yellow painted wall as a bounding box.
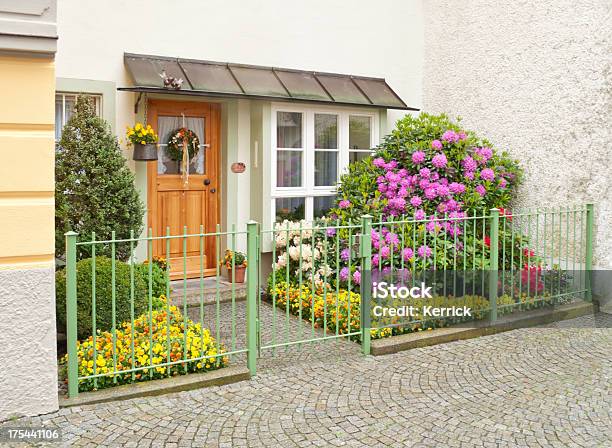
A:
[0,56,55,267]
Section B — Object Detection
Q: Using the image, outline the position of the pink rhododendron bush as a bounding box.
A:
[330,113,521,224]
[268,114,568,320]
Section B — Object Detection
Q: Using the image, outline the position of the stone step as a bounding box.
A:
[169,278,247,307]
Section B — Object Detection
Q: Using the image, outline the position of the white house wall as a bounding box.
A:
[55,0,424,236]
[55,0,423,134]
[423,0,612,274]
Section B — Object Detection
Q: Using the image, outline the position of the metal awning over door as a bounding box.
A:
[119,53,418,111]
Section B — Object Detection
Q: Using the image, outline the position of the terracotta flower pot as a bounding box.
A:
[227,265,246,283]
[133,143,158,161]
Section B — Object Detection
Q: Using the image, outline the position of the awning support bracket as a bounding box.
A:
[134,92,143,114]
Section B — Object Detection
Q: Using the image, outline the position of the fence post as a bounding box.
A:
[65,231,79,398]
[585,203,594,302]
[488,209,499,322]
[360,215,372,355]
[246,220,258,376]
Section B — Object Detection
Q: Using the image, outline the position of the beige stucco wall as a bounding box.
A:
[0,54,58,420]
[423,0,612,270]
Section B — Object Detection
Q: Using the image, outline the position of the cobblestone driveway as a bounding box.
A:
[4,314,611,448]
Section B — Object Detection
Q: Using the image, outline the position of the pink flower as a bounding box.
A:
[499,178,507,189]
[462,156,477,171]
[414,209,426,220]
[385,232,400,246]
[338,200,351,209]
[480,168,495,181]
[418,245,432,258]
[448,182,466,194]
[432,153,448,169]
[464,171,475,180]
[340,267,350,281]
[458,131,467,141]
[424,187,437,200]
[384,161,398,170]
[380,245,391,259]
[410,196,422,207]
[419,168,431,178]
[442,130,459,143]
[371,254,380,266]
[475,185,486,196]
[402,248,414,260]
[372,157,386,168]
[431,140,443,150]
[475,147,493,161]
[436,185,450,197]
[353,270,361,285]
[411,151,426,164]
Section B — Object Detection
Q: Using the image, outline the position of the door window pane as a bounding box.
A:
[276,151,302,187]
[314,196,336,218]
[314,114,338,149]
[314,151,337,186]
[277,112,302,148]
[276,197,305,222]
[157,116,206,175]
[349,151,371,164]
[349,116,371,149]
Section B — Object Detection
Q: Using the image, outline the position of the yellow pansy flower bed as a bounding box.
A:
[60,296,228,392]
[270,282,516,342]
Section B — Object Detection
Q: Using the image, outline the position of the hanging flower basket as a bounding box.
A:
[133,143,158,161]
[126,123,159,161]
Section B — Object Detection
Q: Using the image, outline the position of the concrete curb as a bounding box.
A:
[371,301,597,356]
[59,366,250,408]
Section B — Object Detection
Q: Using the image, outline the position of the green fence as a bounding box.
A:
[63,205,594,397]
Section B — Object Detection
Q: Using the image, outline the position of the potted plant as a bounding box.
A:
[126,122,159,161]
[220,250,247,283]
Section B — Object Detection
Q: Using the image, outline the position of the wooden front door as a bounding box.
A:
[147,100,220,279]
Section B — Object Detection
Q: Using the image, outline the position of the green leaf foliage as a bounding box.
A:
[55,96,144,261]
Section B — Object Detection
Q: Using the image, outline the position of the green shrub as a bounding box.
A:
[136,261,169,298]
[55,96,144,261]
[56,256,148,339]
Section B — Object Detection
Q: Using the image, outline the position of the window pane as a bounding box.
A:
[277,112,302,148]
[349,151,371,164]
[157,116,206,175]
[314,114,338,149]
[314,151,337,186]
[314,196,336,218]
[276,197,305,222]
[349,116,371,149]
[55,96,64,141]
[276,151,302,187]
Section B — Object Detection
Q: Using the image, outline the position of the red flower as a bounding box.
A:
[484,235,491,247]
[523,248,535,258]
[499,208,513,221]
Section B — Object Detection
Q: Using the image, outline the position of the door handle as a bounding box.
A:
[210,188,216,193]
[203,179,211,185]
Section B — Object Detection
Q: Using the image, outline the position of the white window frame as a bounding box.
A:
[271,103,379,223]
[55,92,103,142]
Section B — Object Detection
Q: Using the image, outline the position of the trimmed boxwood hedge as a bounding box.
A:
[56,256,148,339]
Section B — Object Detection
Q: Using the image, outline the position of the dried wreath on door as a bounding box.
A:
[166,128,200,161]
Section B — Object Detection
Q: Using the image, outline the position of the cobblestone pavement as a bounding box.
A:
[4,313,611,448]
